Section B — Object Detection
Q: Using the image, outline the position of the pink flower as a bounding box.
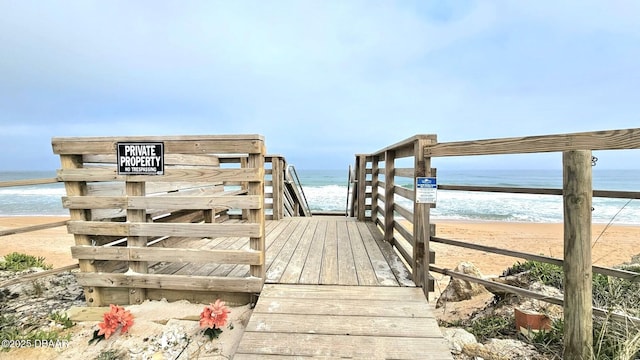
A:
[97,312,119,339]
[199,299,230,330]
[97,304,135,339]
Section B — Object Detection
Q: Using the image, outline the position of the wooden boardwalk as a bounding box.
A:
[235,284,453,359]
[232,217,453,360]
[150,217,414,287]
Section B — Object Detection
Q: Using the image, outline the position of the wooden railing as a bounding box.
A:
[52,135,267,306]
[1,149,309,304]
[351,128,640,359]
[353,135,438,298]
[217,155,310,220]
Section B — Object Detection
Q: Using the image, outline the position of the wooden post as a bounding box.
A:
[127,181,147,305]
[370,156,379,223]
[562,150,593,360]
[271,157,283,220]
[248,144,266,283]
[349,156,359,218]
[60,155,103,306]
[357,155,367,221]
[383,150,395,244]
[413,136,436,298]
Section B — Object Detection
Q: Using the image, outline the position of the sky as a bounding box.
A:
[1,1,639,172]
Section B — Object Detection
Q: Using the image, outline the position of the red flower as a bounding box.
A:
[199,299,230,330]
[97,312,119,339]
[96,304,135,339]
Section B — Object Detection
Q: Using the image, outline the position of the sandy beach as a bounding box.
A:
[1,216,638,276]
[1,216,638,359]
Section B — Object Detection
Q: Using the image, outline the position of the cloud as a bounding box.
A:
[0,1,638,170]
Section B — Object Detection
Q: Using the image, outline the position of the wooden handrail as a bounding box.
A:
[0,178,59,187]
[0,220,70,237]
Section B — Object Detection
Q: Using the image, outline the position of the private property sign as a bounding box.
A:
[117,142,164,175]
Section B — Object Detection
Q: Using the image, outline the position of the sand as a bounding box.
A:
[1,216,638,358]
[2,216,637,276]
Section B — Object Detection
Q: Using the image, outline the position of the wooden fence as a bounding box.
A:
[52,135,266,306]
[351,128,640,359]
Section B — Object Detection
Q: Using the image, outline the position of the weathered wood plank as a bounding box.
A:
[86,182,225,196]
[346,221,378,286]
[263,220,298,270]
[226,221,281,278]
[169,237,240,276]
[76,272,263,293]
[207,237,251,277]
[62,195,262,210]
[57,167,262,183]
[356,221,400,286]
[0,220,69,237]
[125,181,147,304]
[246,313,443,338]
[425,128,640,157]
[298,220,327,284]
[52,135,265,155]
[71,246,262,265]
[279,220,318,283]
[261,284,425,301]
[235,333,452,359]
[336,220,358,285]
[67,221,261,238]
[365,222,414,286]
[266,220,309,282]
[253,297,432,318]
[319,220,339,284]
[0,178,59,188]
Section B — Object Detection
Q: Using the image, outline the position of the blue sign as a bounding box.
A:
[416,177,437,203]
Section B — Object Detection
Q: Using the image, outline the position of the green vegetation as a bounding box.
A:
[506,260,564,289]
[0,252,52,271]
[94,350,125,360]
[505,260,640,359]
[0,314,71,352]
[50,311,74,329]
[466,313,516,342]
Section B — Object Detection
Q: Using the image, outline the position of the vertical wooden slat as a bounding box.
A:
[383,150,395,244]
[349,156,359,218]
[271,157,283,220]
[357,155,367,221]
[60,154,103,306]
[370,156,379,223]
[562,150,593,360]
[241,157,249,220]
[127,181,147,305]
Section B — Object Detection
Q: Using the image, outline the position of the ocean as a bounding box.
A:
[1,169,639,225]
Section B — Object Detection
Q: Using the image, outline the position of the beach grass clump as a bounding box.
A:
[505,260,564,289]
[466,314,516,343]
[0,252,52,271]
[50,311,74,330]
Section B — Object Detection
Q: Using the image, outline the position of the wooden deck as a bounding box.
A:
[146,216,452,358]
[150,216,415,287]
[235,284,453,359]
[225,217,453,360]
